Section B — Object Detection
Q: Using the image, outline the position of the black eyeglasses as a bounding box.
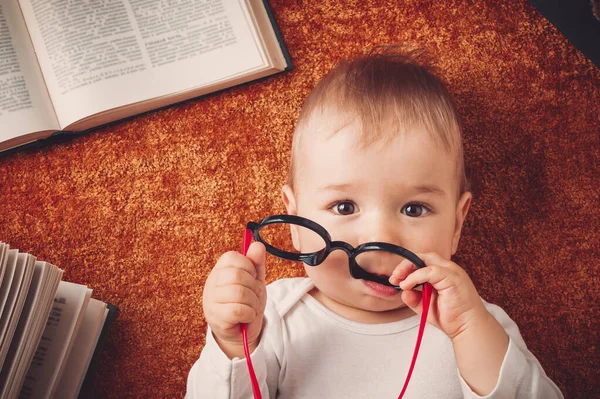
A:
[241,214,432,399]
[245,214,425,289]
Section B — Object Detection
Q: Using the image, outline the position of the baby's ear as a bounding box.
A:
[281,185,301,251]
[281,184,297,215]
[452,191,472,255]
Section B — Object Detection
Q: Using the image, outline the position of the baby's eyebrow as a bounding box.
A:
[413,184,446,196]
[317,183,447,197]
[317,183,357,192]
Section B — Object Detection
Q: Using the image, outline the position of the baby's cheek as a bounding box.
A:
[322,251,351,271]
[408,233,453,259]
[304,252,349,283]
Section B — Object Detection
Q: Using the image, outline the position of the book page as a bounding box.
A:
[51,298,106,399]
[0,243,8,289]
[0,253,35,370]
[0,261,58,399]
[19,282,91,399]
[0,1,58,148]
[244,0,288,70]
[18,265,63,399]
[0,249,19,347]
[10,262,61,399]
[18,0,273,128]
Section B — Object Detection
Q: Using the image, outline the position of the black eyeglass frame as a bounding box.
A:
[246,214,425,290]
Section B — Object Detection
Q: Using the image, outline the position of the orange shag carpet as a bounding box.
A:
[1,1,599,398]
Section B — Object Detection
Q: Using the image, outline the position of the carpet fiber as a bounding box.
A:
[1,1,598,397]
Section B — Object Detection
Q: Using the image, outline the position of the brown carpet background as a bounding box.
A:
[0,1,599,397]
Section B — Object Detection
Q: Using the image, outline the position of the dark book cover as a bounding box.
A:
[77,303,119,399]
[528,0,600,68]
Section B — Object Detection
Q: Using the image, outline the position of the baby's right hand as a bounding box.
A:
[202,242,267,359]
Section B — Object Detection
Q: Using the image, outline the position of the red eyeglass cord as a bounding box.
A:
[241,228,432,399]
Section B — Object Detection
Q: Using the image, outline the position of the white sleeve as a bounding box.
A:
[186,306,282,398]
[458,302,564,399]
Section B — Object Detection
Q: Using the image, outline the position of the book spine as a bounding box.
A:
[262,0,293,70]
[0,131,78,157]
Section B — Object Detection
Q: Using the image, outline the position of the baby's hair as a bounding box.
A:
[287,45,470,196]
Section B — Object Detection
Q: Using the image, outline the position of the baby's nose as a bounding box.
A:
[358,214,400,245]
[355,250,405,274]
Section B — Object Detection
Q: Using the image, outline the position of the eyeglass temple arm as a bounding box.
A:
[241,227,262,398]
[350,264,402,290]
[243,227,254,254]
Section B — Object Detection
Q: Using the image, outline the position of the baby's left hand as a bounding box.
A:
[389,252,489,340]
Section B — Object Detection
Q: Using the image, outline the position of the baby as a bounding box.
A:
[186,47,563,398]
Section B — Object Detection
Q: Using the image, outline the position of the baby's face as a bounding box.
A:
[283,114,471,323]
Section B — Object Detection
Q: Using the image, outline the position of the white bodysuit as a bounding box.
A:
[186,278,563,398]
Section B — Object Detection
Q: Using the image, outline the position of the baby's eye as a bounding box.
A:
[331,201,356,215]
[402,203,429,217]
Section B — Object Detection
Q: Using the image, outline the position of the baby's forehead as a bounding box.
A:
[291,108,463,189]
[292,122,461,199]
[299,107,355,137]
[296,106,438,153]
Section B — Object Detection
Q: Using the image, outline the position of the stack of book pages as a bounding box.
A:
[0,242,118,399]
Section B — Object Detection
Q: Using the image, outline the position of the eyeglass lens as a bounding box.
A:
[355,250,409,273]
[257,222,326,255]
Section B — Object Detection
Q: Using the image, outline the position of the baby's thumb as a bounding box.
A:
[401,289,423,315]
[246,242,266,283]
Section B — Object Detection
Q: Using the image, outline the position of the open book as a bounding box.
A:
[0,242,118,399]
[0,0,291,152]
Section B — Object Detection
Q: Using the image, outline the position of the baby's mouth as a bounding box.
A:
[361,272,398,289]
[349,262,399,289]
[362,278,401,296]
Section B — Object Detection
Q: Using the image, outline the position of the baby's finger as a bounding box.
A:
[213,284,261,313]
[415,252,454,269]
[245,242,266,283]
[214,250,258,279]
[214,267,263,297]
[401,289,422,311]
[389,259,418,285]
[397,252,460,289]
[399,266,446,291]
[216,303,258,325]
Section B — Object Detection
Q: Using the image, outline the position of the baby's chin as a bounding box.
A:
[310,283,415,323]
[339,288,411,312]
[358,295,408,312]
[347,297,415,323]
